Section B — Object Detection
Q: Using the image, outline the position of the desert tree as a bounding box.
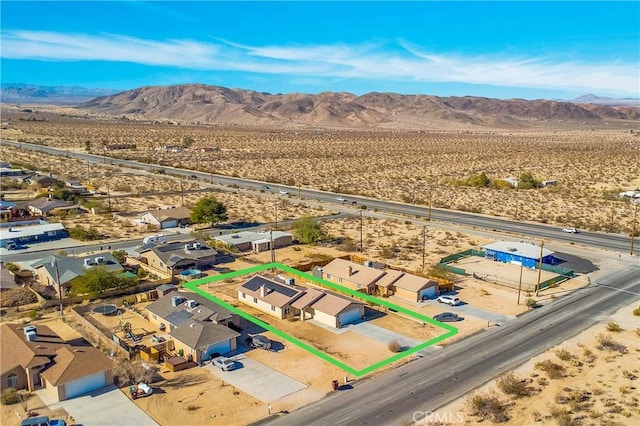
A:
[292,217,327,244]
[190,196,228,227]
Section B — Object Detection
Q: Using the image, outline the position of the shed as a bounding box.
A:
[482,241,555,268]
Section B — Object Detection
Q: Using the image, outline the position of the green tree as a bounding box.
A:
[467,172,491,188]
[292,217,327,244]
[190,197,228,227]
[518,172,542,189]
[111,250,128,265]
[70,266,116,296]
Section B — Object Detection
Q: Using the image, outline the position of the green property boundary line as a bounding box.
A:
[183,262,458,377]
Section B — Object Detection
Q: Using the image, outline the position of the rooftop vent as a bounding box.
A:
[186,300,198,310]
[171,296,187,307]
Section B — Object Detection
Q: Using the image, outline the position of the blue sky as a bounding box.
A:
[1,1,638,99]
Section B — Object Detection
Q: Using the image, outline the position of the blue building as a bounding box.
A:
[0,223,68,249]
[482,241,556,268]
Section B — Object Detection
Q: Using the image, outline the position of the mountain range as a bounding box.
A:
[2,83,639,129]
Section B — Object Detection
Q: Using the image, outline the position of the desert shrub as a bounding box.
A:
[622,370,638,380]
[550,406,572,426]
[26,310,40,320]
[68,225,102,241]
[633,306,640,316]
[496,372,531,397]
[606,322,622,332]
[388,340,402,353]
[596,333,627,353]
[185,405,199,411]
[113,360,159,386]
[0,388,19,405]
[525,298,538,308]
[466,392,508,423]
[0,288,37,307]
[555,349,573,361]
[535,360,566,379]
[4,262,21,274]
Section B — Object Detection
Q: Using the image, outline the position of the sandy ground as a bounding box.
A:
[433,303,640,425]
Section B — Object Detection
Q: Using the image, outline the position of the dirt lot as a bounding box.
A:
[435,303,640,425]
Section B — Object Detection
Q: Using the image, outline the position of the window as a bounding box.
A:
[241,292,246,298]
[271,305,276,311]
[326,274,332,279]
[253,297,257,303]
[338,278,343,283]
[283,308,290,316]
[7,374,18,388]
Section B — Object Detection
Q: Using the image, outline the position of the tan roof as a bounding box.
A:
[394,274,438,292]
[148,206,192,221]
[310,292,364,317]
[375,269,404,288]
[40,346,113,386]
[291,288,324,310]
[321,258,386,287]
[1,324,112,385]
[1,324,66,374]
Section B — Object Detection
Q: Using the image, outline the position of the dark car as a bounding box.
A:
[189,174,199,179]
[433,312,460,322]
[261,185,270,190]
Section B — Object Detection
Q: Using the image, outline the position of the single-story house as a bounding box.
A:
[482,241,556,268]
[291,288,365,328]
[0,201,16,222]
[0,167,28,177]
[27,175,63,190]
[238,275,365,328]
[146,291,240,362]
[0,222,68,249]
[238,275,303,319]
[27,198,85,217]
[137,240,218,275]
[319,258,387,294]
[0,324,114,401]
[64,180,87,194]
[31,253,124,295]
[138,207,192,229]
[213,230,293,253]
[393,274,439,302]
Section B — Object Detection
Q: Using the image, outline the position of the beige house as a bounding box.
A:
[320,258,387,294]
[393,274,438,302]
[238,275,303,320]
[238,275,365,328]
[0,324,113,401]
[139,206,192,229]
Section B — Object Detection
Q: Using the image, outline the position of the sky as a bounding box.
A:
[1,1,639,100]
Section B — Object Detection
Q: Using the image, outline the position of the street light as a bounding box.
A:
[535,240,545,297]
[51,258,63,316]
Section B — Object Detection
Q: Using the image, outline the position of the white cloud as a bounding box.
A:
[2,30,638,96]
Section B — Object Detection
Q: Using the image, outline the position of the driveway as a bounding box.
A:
[37,385,158,425]
[205,350,306,402]
[434,302,515,325]
[347,322,422,349]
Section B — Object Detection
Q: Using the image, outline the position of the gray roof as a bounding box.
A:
[214,230,292,246]
[30,253,123,285]
[170,319,239,351]
[145,291,233,326]
[482,241,554,259]
[0,223,66,242]
[157,284,178,293]
[139,239,217,266]
[28,198,75,213]
[240,275,300,298]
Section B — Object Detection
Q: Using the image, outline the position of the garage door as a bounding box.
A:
[64,372,106,399]
[201,340,231,361]
[338,307,361,326]
[161,220,178,229]
[419,286,436,300]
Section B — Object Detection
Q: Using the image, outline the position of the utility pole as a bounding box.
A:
[107,185,112,212]
[631,203,638,255]
[514,186,519,220]
[428,192,433,221]
[359,209,364,253]
[270,230,275,263]
[274,198,279,230]
[87,161,90,183]
[180,179,184,206]
[52,258,63,316]
[535,240,544,297]
[422,225,427,272]
[517,262,524,304]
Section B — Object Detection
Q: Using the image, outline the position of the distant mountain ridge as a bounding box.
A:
[76,84,640,129]
[570,93,640,106]
[1,83,119,104]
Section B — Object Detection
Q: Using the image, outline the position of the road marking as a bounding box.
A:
[595,284,640,296]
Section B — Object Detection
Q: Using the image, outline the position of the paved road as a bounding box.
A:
[262,265,640,425]
[5,139,637,255]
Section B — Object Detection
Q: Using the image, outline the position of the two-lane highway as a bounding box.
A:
[4,139,637,254]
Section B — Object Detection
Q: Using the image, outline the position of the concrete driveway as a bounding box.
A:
[205,350,306,402]
[348,322,422,349]
[37,385,158,426]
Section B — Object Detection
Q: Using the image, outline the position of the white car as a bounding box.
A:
[562,227,578,233]
[212,356,237,371]
[336,196,346,202]
[279,189,289,195]
[437,295,461,306]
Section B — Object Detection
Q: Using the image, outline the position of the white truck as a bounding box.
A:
[142,234,167,245]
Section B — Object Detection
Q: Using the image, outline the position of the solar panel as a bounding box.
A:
[165,310,193,326]
[243,276,299,297]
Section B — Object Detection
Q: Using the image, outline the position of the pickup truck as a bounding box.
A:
[21,416,66,426]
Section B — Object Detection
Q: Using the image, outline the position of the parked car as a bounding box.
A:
[562,227,578,233]
[261,185,270,190]
[212,356,237,371]
[189,174,198,179]
[21,417,66,426]
[279,189,289,195]
[336,196,346,202]
[433,312,460,322]
[437,295,461,306]
[247,335,272,350]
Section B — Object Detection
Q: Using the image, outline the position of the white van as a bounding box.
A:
[142,234,167,245]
